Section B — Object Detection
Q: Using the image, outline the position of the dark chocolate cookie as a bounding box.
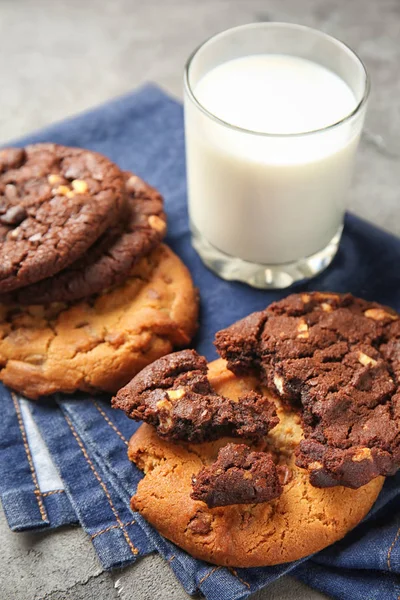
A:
[112,349,279,443]
[0,144,124,293]
[215,292,400,489]
[191,443,284,508]
[9,172,166,304]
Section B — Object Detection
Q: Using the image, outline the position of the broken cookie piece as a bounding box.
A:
[215,292,400,489]
[191,443,284,508]
[112,349,279,442]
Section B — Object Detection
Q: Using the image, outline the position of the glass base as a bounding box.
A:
[191,225,343,289]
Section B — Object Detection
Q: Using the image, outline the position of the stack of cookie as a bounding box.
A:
[113,292,400,567]
[0,143,198,399]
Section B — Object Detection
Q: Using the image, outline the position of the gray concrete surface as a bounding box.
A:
[0,0,399,598]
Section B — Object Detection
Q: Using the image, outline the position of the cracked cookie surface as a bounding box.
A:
[8,171,166,304]
[0,144,124,293]
[0,244,198,399]
[191,443,284,508]
[215,292,400,489]
[113,349,278,443]
[128,359,383,567]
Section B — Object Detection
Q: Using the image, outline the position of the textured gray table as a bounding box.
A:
[0,1,399,599]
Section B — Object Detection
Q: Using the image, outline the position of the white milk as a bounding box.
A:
[185,54,359,264]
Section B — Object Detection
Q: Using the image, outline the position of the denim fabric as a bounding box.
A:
[0,386,77,531]
[0,84,399,599]
[31,393,307,596]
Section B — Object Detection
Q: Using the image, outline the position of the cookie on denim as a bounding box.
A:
[128,359,384,567]
[0,245,198,399]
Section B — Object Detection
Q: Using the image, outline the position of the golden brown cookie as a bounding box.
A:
[0,244,198,399]
[128,359,384,567]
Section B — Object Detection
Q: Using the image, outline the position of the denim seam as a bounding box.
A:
[228,569,250,589]
[63,412,138,556]
[11,392,47,522]
[387,525,400,571]
[198,567,222,585]
[41,490,64,497]
[90,519,136,540]
[89,401,250,589]
[92,400,129,446]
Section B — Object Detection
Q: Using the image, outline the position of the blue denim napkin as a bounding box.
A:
[0,84,399,600]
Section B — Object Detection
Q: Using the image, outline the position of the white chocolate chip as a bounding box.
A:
[308,461,323,471]
[156,398,172,411]
[273,375,284,395]
[47,174,62,185]
[352,448,372,462]
[148,215,166,235]
[167,388,185,401]
[321,302,333,312]
[53,185,71,196]
[358,352,377,367]
[71,179,89,194]
[297,320,309,339]
[364,308,398,321]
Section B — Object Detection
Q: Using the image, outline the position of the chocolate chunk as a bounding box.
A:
[191,443,283,507]
[112,349,279,443]
[215,292,400,489]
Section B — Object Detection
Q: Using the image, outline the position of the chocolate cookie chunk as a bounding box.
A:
[113,349,279,443]
[191,443,284,508]
[215,292,400,489]
[0,144,124,293]
[9,172,166,304]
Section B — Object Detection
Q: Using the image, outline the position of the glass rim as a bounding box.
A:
[184,22,370,138]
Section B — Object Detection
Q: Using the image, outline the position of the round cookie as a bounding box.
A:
[9,171,167,304]
[0,144,125,293]
[0,244,198,399]
[128,359,384,567]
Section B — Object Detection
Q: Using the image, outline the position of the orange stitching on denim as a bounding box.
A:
[167,555,175,563]
[228,568,250,589]
[64,413,138,555]
[41,490,64,497]
[91,519,136,540]
[12,393,47,522]
[198,567,221,585]
[387,525,400,571]
[93,400,128,446]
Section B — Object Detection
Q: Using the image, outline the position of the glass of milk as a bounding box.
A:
[184,23,369,288]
